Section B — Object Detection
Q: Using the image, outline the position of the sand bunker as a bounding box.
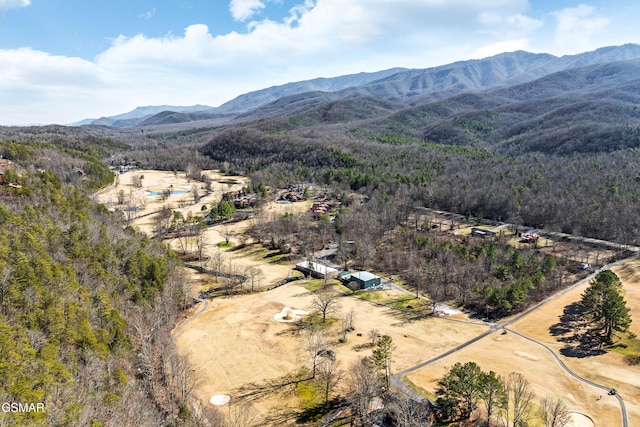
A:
[209,394,231,406]
[274,307,309,322]
[514,350,539,361]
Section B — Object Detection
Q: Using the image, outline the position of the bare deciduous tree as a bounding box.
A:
[504,372,534,427]
[227,400,259,427]
[152,205,173,239]
[340,313,352,343]
[540,397,571,427]
[132,174,143,188]
[160,188,172,202]
[221,225,234,245]
[209,249,225,282]
[304,328,328,379]
[385,394,434,427]
[168,350,201,406]
[316,358,342,405]
[246,266,265,292]
[348,357,382,426]
[310,288,341,323]
[368,328,380,346]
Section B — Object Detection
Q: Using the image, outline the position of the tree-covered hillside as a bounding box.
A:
[0,140,192,426]
[201,124,640,243]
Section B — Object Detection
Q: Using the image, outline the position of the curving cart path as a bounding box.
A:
[391,256,635,427]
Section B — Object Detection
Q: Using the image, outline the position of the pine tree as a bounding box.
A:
[371,334,395,388]
[581,270,631,344]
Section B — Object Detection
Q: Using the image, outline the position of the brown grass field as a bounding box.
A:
[407,258,640,426]
[97,170,640,425]
[173,283,487,421]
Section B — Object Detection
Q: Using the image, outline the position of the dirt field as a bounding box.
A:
[174,282,487,420]
[406,329,611,426]
[406,258,640,426]
[94,169,250,233]
[95,170,639,424]
[95,169,314,287]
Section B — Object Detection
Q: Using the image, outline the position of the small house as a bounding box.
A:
[310,202,329,217]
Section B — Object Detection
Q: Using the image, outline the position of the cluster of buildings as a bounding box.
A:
[109,165,136,174]
[279,191,306,202]
[222,189,257,208]
[294,261,382,290]
[309,202,330,217]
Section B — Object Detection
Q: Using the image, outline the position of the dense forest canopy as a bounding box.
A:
[0,139,191,426]
[200,125,640,243]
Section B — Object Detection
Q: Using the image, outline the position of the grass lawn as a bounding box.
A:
[403,377,438,401]
[609,334,640,364]
[298,279,350,294]
[355,289,431,315]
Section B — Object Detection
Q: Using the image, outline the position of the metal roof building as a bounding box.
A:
[295,261,339,279]
[346,271,381,290]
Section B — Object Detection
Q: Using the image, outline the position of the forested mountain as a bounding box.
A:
[106,43,640,128]
[384,59,640,154]
[0,136,192,426]
[213,67,408,114]
[197,57,640,244]
[74,105,213,127]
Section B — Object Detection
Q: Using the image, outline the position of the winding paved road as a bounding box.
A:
[171,296,209,341]
[507,328,628,427]
[391,256,636,427]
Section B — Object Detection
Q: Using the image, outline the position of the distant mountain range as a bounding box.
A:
[71,105,213,127]
[76,44,640,129]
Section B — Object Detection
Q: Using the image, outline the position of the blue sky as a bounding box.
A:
[1,0,640,125]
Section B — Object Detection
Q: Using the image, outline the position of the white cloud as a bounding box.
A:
[229,0,266,22]
[0,48,107,124]
[2,0,637,125]
[0,0,29,13]
[471,38,530,58]
[552,4,609,53]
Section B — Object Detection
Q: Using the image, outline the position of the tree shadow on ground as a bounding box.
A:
[384,305,432,326]
[351,342,374,352]
[295,398,347,424]
[258,399,349,425]
[232,373,301,402]
[549,302,606,358]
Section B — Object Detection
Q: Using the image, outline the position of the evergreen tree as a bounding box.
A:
[581,270,632,344]
[371,334,395,388]
[435,361,485,420]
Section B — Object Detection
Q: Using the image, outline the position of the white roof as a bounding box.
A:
[296,261,339,275]
[351,271,380,282]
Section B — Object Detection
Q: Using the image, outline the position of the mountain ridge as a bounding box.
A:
[76,44,640,128]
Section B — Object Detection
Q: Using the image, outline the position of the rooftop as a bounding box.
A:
[296,261,339,275]
[351,271,380,282]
